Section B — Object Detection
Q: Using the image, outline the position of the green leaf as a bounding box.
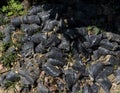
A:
[16,5,23,11]
[7,11,13,16]
[2,6,8,12]
[9,0,15,4]
[87,26,101,35]
[12,2,18,8]
[87,26,93,30]
[2,0,25,16]
[77,90,83,93]
[92,26,100,35]
[18,11,24,15]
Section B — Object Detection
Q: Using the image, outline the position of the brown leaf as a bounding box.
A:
[0,64,3,70]
[49,85,57,92]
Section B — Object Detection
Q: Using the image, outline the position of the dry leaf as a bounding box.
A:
[0,64,3,70]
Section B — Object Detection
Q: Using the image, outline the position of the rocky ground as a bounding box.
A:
[0,0,120,93]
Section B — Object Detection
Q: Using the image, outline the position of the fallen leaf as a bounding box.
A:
[0,64,3,70]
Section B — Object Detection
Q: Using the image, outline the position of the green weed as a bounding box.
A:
[87,26,103,35]
[77,90,83,93]
[1,0,26,16]
[1,52,17,67]
[0,32,5,40]
[116,92,120,93]
[0,41,17,68]
[5,79,20,93]
[0,42,12,52]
